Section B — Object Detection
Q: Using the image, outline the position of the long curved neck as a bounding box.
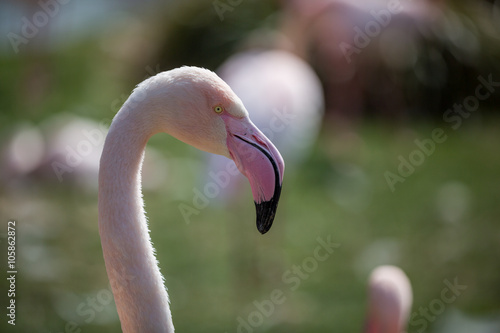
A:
[98,103,174,332]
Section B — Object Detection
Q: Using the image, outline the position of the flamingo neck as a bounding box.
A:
[98,105,174,332]
[364,310,401,333]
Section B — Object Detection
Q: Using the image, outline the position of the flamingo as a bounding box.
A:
[98,66,285,332]
[365,265,413,333]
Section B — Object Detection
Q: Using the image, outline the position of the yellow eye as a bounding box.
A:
[214,106,223,113]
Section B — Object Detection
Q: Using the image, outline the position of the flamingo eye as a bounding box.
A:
[214,106,224,113]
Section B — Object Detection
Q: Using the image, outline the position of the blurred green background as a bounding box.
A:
[1,0,500,332]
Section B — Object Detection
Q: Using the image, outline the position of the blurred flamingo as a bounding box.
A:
[365,265,413,333]
[279,0,480,123]
[1,123,45,185]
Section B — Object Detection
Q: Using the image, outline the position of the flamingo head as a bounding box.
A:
[136,66,284,233]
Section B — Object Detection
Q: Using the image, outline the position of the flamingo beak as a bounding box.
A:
[222,115,285,234]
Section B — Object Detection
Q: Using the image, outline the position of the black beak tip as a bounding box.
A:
[254,183,282,235]
[255,200,278,235]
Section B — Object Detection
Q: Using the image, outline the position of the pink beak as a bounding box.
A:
[222,114,285,234]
